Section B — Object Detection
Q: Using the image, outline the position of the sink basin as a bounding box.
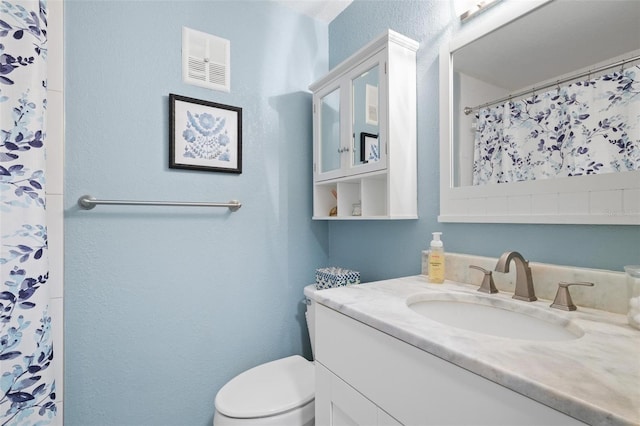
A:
[407,293,583,341]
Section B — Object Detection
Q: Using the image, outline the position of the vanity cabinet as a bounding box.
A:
[314,304,584,426]
[309,30,418,220]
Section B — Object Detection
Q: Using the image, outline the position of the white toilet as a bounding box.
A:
[213,285,317,426]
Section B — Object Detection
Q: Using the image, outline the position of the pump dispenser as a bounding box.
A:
[428,232,445,283]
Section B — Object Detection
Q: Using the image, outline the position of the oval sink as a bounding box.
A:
[407,293,583,341]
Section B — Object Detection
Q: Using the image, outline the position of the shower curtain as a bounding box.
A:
[473,65,640,185]
[1,1,57,424]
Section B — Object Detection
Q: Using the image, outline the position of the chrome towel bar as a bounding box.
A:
[77,195,242,212]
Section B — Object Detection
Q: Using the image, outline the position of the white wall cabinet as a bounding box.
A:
[309,30,418,220]
[314,304,584,426]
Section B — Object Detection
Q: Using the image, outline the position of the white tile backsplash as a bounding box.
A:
[422,251,627,314]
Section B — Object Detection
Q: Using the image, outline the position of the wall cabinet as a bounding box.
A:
[315,304,584,425]
[309,30,418,220]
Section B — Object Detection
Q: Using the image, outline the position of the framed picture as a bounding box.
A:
[169,94,242,173]
[360,132,379,163]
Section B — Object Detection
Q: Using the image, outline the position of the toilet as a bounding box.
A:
[213,285,317,426]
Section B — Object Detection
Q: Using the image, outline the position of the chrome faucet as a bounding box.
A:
[494,251,537,302]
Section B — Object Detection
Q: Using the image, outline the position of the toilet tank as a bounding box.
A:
[303,284,317,358]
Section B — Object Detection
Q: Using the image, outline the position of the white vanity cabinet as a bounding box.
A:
[309,30,418,220]
[314,304,584,426]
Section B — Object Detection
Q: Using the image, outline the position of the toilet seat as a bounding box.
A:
[215,355,314,419]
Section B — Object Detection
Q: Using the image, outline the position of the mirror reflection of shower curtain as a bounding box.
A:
[1,1,58,424]
[473,65,640,185]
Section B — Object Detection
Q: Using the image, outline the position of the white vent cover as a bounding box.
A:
[182,27,230,92]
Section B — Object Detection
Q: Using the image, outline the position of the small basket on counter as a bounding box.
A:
[315,267,360,290]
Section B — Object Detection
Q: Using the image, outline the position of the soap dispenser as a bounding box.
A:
[428,232,445,284]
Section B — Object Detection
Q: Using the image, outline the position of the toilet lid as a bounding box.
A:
[215,355,314,419]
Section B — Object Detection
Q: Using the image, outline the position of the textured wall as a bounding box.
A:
[64,2,328,424]
[327,0,639,281]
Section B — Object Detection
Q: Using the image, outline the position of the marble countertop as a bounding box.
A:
[305,276,640,425]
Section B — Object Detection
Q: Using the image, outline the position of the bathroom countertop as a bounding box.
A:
[305,276,640,426]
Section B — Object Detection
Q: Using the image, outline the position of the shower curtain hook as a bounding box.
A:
[556,80,560,92]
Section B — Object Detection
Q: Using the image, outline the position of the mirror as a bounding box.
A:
[320,87,341,174]
[440,0,640,224]
[352,64,380,165]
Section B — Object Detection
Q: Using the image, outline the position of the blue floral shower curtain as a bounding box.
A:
[1,1,57,424]
[473,65,640,185]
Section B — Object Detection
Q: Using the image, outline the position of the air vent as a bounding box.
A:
[182,27,230,92]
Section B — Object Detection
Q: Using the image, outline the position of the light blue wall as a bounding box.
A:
[64,1,639,424]
[327,0,640,282]
[64,1,328,425]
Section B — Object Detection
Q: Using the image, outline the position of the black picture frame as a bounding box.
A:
[360,132,379,163]
[169,94,242,174]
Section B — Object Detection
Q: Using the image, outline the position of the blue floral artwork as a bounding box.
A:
[169,94,242,174]
[1,0,57,425]
[473,65,640,185]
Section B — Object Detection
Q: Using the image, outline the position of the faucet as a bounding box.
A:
[494,251,537,302]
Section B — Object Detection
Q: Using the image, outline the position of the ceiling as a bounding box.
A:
[274,0,353,23]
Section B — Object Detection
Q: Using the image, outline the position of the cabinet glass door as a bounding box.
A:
[320,87,341,174]
[350,53,386,176]
[352,63,380,167]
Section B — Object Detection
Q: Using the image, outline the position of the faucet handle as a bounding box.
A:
[550,282,594,311]
[469,265,498,294]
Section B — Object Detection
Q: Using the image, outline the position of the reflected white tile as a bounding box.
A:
[447,198,468,215]
[46,90,64,195]
[532,193,558,215]
[508,195,531,214]
[558,192,588,215]
[623,188,640,215]
[590,189,622,216]
[468,197,486,215]
[485,196,507,215]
